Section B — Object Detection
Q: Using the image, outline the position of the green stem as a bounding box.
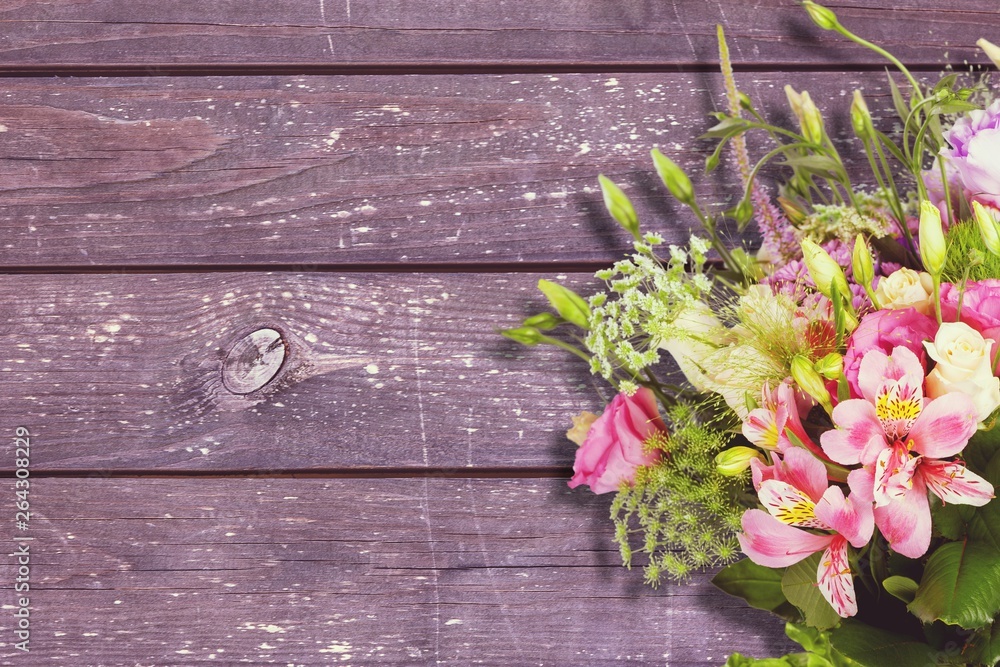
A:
[833,25,924,105]
[539,335,592,364]
[939,154,955,226]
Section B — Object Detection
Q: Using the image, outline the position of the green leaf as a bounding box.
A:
[930,495,970,540]
[713,559,799,621]
[908,541,1000,629]
[829,620,941,667]
[700,116,750,140]
[932,73,960,93]
[887,74,912,127]
[780,155,844,180]
[967,622,1000,666]
[536,280,590,330]
[881,575,918,604]
[782,554,841,630]
[965,449,1000,550]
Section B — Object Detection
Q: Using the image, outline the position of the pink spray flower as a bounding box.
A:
[742,381,825,460]
[842,307,938,399]
[568,387,665,494]
[739,448,874,618]
[820,346,993,558]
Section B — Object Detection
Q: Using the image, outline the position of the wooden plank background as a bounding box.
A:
[0,1,991,665]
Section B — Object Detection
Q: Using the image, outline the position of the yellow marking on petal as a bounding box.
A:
[773,498,818,526]
[875,383,922,436]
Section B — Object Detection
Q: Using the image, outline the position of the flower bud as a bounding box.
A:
[777,196,807,226]
[737,91,753,111]
[798,91,825,144]
[537,279,591,330]
[978,38,1000,70]
[803,1,840,31]
[850,90,873,141]
[973,200,1000,257]
[598,175,639,239]
[852,234,875,292]
[501,326,542,345]
[784,85,804,121]
[651,149,695,206]
[814,352,844,381]
[800,239,850,302]
[918,200,948,276]
[791,354,833,413]
[715,446,765,476]
[523,312,562,330]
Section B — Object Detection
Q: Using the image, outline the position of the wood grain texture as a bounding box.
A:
[0,0,994,69]
[0,477,793,665]
[0,71,940,267]
[0,272,611,471]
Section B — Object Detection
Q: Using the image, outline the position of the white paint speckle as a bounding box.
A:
[365,364,379,375]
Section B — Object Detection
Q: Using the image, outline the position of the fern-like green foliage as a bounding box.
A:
[610,402,747,586]
[943,219,1000,283]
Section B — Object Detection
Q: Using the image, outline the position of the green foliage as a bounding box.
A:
[908,540,1000,630]
[610,402,745,584]
[943,220,1000,283]
[782,554,841,631]
[726,623,860,667]
[881,576,919,605]
[828,620,948,667]
[712,558,799,621]
[967,622,1000,666]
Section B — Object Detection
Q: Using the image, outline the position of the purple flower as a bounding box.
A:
[927,100,1000,221]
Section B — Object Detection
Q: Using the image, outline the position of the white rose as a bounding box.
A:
[924,322,1000,422]
[658,301,731,394]
[874,268,934,315]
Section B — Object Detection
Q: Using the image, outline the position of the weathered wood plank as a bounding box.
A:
[0,477,793,664]
[0,71,941,266]
[0,272,611,471]
[0,0,993,69]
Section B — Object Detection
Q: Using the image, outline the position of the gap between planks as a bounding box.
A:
[0,261,615,276]
[0,61,984,78]
[0,466,573,479]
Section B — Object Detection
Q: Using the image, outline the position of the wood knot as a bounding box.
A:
[222,328,288,394]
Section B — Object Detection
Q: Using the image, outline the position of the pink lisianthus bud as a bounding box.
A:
[568,387,665,494]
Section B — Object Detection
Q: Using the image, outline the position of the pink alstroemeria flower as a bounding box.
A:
[820,346,994,558]
[742,381,827,460]
[739,448,874,618]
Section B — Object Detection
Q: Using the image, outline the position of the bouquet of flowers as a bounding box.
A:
[503,3,1000,665]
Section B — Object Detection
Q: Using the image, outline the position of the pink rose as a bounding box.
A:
[568,387,665,494]
[941,280,1000,375]
[842,308,938,398]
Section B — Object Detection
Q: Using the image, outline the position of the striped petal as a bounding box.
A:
[758,480,828,529]
[738,509,834,568]
[920,459,995,507]
[817,536,857,617]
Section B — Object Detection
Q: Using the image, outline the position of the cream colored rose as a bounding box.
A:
[874,268,934,315]
[924,322,1000,422]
